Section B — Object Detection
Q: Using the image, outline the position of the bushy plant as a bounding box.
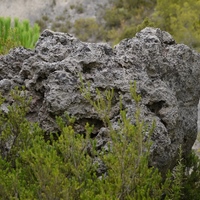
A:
[180,150,200,200]
[79,79,184,199]
[0,83,194,199]
[75,4,84,14]
[0,88,99,199]
[103,0,156,45]
[102,0,200,51]
[107,18,155,45]
[152,0,200,51]
[35,15,50,32]
[74,18,105,42]
[0,17,40,54]
[0,17,20,55]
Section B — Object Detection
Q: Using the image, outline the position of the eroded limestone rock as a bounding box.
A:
[1,27,200,174]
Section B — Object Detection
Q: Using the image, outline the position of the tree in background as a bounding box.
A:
[103,0,156,44]
[74,18,106,42]
[153,0,200,51]
[103,0,200,51]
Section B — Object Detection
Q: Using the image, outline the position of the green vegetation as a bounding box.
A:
[74,18,105,42]
[0,17,40,54]
[181,151,200,200]
[153,0,200,51]
[75,4,84,14]
[103,0,156,44]
[35,15,49,32]
[0,83,199,199]
[51,19,72,33]
[1,2,200,197]
[103,0,200,50]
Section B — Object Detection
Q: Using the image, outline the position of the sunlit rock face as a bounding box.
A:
[1,27,200,174]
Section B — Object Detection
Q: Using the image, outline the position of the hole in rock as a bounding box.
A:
[146,100,166,115]
[82,62,100,74]
[74,118,104,138]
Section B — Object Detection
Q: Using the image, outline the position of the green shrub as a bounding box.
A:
[0,17,40,54]
[35,17,49,32]
[0,83,193,199]
[180,150,200,200]
[107,18,155,45]
[75,4,84,14]
[0,87,99,199]
[152,0,200,51]
[51,20,72,33]
[74,18,105,42]
[79,79,183,199]
[102,0,156,45]
[70,4,75,10]
[104,7,124,28]
[0,17,20,54]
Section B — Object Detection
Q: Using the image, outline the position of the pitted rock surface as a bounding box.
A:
[1,27,200,173]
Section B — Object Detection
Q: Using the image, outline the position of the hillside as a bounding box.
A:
[0,0,113,44]
[0,0,109,28]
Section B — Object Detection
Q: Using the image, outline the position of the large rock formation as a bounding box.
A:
[1,27,200,173]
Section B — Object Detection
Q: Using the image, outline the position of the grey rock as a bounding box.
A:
[1,27,200,174]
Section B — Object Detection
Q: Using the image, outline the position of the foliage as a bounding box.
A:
[103,0,200,50]
[104,0,156,27]
[153,0,200,51]
[107,18,154,45]
[0,84,187,199]
[74,18,106,42]
[0,28,20,55]
[75,4,84,14]
[35,15,50,32]
[79,78,183,199]
[103,0,156,45]
[52,20,72,33]
[0,17,20,55]
[180,150,200,200]
[0,87,33,163]
[0,17,40,54]
[0,88,96,199]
